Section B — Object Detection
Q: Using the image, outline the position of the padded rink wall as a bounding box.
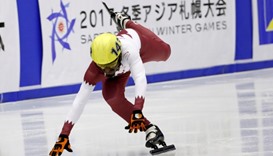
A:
[0,0,273,103]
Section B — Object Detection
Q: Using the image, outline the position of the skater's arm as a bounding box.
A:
[66,82,94,124]
[61,62,101,135]
[128,48,147,110]
[49,81,94,156]
[61,81,94,135]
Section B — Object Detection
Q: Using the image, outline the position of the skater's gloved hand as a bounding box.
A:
[125,110,146,133]
[49,134,73,156]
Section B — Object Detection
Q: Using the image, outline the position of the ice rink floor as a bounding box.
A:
[1,68,273,156]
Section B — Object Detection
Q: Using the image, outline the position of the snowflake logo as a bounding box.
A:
[47,0,76,63]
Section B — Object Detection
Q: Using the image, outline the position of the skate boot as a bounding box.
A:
[113,12,131,31]
[102,2,131,31]
[145,124,176,155]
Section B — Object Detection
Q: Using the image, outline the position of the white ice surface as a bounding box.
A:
[1,68,273,156]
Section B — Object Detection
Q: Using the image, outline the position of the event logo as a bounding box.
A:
[257,0,273,45]
[47,0,76,63]
[0,22,4,51]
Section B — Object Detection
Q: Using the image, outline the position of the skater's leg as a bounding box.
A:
[125,21,171,63]
[102,72,150,126]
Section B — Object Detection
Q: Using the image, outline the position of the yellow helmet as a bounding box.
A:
[91,33,121,65]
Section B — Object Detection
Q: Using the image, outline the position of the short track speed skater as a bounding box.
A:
[101,2,176,155]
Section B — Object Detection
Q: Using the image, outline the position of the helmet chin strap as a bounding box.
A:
[103,56,122,78]
[105,73,114,78]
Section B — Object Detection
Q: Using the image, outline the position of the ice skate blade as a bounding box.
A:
[150,144,176,155]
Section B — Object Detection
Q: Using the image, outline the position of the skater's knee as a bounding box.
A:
[104,96,123,109]
[104,96,117,105]
[162,43,171,61]
[105,98,125,114]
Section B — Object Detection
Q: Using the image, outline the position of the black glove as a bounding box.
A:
[113,12,131,31]
[49,134,73,156]
[125,110,146,133]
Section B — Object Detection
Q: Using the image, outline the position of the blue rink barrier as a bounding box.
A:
[2,59,273,103]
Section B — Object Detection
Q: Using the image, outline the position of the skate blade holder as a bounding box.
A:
[150,144,176,155]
